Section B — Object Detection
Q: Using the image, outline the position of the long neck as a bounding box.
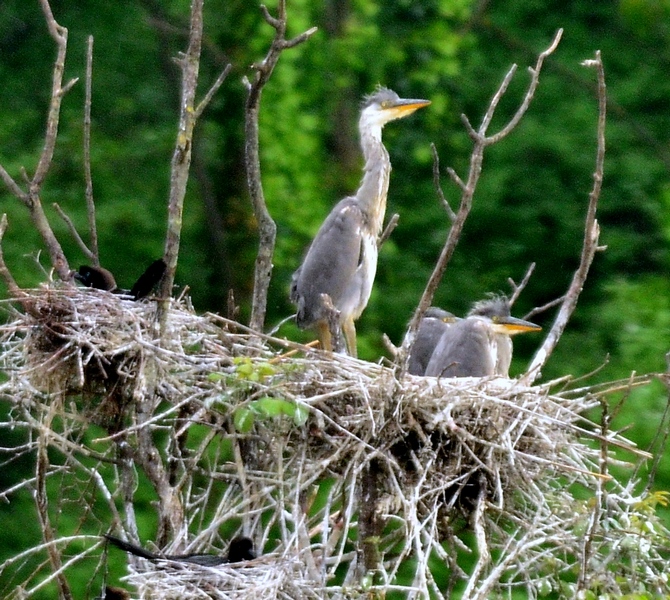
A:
[355,125,391,236]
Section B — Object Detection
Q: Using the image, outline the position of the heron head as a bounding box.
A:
[469,296,541,336]
[361,86,430,129]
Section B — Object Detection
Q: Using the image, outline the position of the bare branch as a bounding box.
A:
[194,63,232,119]
[431,143,456,221]
[34,0,76,188]
[485,29,563,144]
[158,0,204,323]
[245,0,317,332]
[83,35,99,265]
[53,203,94,261]
[0,215,24,297]
[523,293,566,321]
[508,262,536,306]
[525,51,606,382]
[378,213,399,248]
[36,406,74,600]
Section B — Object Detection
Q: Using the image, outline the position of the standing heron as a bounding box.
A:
[407,307,458,375]
[425,296,541,378]
[290,87,430,357]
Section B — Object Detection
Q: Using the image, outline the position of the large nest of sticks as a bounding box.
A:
[1,285,664,599]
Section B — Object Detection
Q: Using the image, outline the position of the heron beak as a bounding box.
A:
[387,98,431,118]
[493,316,542,335]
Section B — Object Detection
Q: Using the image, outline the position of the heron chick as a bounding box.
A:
[290,87,430,357]
[407,307,458,375]
[425,296,541,378]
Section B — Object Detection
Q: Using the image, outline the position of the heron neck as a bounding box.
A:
[356,127,391,236]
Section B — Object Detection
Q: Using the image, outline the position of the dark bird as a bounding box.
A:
[103,586,130,600]
[73,265,117,291]
[130,258,166,300]
[73,258,166,301]
[425,296,541,378]
[290,87,430,357]
[104,534,256,566]
[407,307,458,376]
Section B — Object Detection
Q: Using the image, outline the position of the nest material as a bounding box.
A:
[123,556,319,600]
[1,286,667,600]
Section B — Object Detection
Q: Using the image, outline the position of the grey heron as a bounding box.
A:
[407,307,458,375]
[290,87,430,357]
[424,296,541,378]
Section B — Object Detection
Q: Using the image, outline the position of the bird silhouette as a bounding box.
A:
[73,258,166,301]
[104,534,256,566]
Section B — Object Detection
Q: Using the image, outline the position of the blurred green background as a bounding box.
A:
[1,0,670,597]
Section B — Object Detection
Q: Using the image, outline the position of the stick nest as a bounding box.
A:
[1,286,668,600]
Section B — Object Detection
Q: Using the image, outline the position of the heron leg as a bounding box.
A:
[317,321,333,352]
[342,317,358,358]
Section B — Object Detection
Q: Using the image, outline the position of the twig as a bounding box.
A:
[431,143,456,221]
[245,0,317,333]
[53,203,94,261]
[36,404,74,600]
[398,30,562,374]
[0,215,24,298]
[508,263,535,306]
[523,294,566,321]
[83,35,99,265]
[525,50,606,382]
[378,213,399,248]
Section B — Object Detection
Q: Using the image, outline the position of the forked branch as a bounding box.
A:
[245,0,317,333]
[525,50,607,382]
[158,0,231,329]
[0,0,78,282]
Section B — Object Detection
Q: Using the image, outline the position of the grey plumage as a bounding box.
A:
[425,296,541,378]
[407,307,458,375]
[291,87,430,357]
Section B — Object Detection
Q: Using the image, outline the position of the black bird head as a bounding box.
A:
[73,265,117,291]
[226,536,256,563]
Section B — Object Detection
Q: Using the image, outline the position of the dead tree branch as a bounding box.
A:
[158,0,205,316]
[525,50,606,383]
[0,0,78,282]
[398,29,563,374]
[83,35,99,265]
[508,262,536,306]
[158,0,231,330]
[245,1,317,333]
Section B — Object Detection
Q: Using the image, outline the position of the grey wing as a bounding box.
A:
[425,320,493,378]
[408,318,449,375]
[291,198,366,328]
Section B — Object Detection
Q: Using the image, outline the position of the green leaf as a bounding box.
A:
[233,407,255,433]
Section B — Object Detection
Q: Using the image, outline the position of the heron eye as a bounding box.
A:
[380,100,391,109]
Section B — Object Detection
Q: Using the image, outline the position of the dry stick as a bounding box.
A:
[0,215,27,300]
[508,262,536,306]
[83,35,99,265]
[378,213,400,248]
[53,203,93,260]
[36,405,74,600]
[158,0,205,323]
[576,394,609,593]
[245,1,317,333]
[0,0,78,282]
[398,29,563,375]
[158,1,230,327]
[431,143,456,222]
[525,51,607,384]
